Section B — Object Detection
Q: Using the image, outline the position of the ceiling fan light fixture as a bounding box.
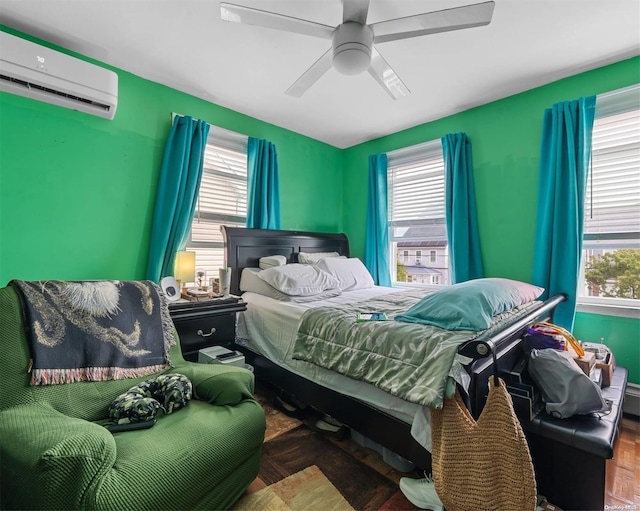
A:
[333,45,371,75]
[332,22,373,75]
[221,1,495,97]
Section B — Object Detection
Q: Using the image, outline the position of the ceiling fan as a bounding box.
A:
[220,0,495,99]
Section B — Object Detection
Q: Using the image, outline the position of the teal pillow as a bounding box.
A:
[395,278,544,331]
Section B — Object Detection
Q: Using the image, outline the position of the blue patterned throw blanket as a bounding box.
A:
[10,280,175,385]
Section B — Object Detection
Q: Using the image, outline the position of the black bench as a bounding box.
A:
[522,366,628,511]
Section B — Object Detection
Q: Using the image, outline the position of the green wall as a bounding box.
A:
[342,56,640,384]
[0,27,343,285]
[1,26,637,383]
[342,57,640,273]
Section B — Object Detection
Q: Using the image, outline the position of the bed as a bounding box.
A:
[222,226,566,469]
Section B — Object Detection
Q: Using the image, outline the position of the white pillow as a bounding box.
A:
[256,263,339,296]
[297,251,342,264]
[317,257,374,291]
[259,255,287,270]
[240,268,341,302]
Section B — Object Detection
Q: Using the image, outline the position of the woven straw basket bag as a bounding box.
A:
[431,377,537,511]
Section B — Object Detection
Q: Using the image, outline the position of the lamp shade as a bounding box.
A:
[174,251,196,284]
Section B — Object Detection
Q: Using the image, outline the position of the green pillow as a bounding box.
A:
[395,278,544,331]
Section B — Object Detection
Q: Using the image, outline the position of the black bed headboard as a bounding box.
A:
[221,226,350,296]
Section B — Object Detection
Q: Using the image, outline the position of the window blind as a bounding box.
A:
[192,145,247,232]
[387,139,449,285]
[186,127,248,280]
[585,91,640,240]
[578,85,639,306]
[387,139,445,232]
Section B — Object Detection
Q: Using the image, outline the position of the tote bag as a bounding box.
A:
[431,378,537,511]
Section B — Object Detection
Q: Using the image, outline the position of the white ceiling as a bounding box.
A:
[1,0,639,148]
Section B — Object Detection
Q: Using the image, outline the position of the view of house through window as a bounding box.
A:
[387,139,450,285]
[579,86,640,306]
[184,127,248,284]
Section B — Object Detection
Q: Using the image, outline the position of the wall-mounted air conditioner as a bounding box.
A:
[0,31,118,120]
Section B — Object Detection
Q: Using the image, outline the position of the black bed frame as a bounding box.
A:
[222,226,565,470]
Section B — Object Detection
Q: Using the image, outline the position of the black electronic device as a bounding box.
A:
[216,351,241,361]
[106,419,157,433]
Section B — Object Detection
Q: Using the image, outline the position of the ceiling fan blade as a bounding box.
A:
[342,0,370,25]
[368,46,410,100]
[285,49,333,97]
[371,1,495,44]
[220,2,334,40]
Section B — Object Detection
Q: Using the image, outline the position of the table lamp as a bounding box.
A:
[174,251,196,293]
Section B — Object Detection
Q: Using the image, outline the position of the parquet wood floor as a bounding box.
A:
[258,380,640,510]
[605,415,640,508]
[325,412,640,510]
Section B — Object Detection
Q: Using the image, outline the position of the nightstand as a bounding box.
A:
[168,296,247,362]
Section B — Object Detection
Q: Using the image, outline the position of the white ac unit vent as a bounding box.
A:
[0,31,118,119]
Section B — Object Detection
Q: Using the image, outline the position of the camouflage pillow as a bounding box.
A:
[151,373,193,414]
[108,393,163,425]
[108,373,193,424]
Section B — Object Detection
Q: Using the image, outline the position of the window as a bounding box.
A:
[388,139,450,285]
[578,85,640,313]
[184,126,248,283]
[430,250,437,264]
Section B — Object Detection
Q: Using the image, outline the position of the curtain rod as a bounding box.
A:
[171,112,249,149]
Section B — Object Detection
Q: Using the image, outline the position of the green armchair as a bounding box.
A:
[0,284,266,510]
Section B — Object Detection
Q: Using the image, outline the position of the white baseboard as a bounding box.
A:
[623,383,640,417]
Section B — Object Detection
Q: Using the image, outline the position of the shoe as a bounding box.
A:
[309,417,349,440]
[273,395,309,419]
[399,476,443,511]
[319,414,344,428]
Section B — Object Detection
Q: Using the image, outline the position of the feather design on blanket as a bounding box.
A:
[10,280,175,385]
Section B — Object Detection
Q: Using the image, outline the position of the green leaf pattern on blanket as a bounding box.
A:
[292,289,478,409]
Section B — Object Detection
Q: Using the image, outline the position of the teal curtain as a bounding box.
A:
[145,115,210,282]
[364,153,391,286]
[247,137,281,229]
[533,96,596,330]
[442,133,484,284]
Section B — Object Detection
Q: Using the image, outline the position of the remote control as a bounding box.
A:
[106,419,156,433]
[216,351,240,360]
